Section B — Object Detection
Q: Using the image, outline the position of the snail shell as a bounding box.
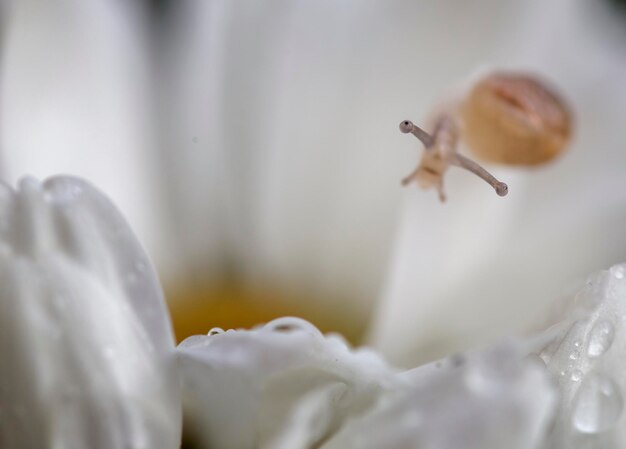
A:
[460,72,572,166]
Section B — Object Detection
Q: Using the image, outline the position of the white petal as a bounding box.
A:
[0,0,172,282]
[322,343,556,449]
[0,177,181,449]
[267,383,347,449]
[538,264,626,447]
[157,1,523,332]
[177,317,402,449]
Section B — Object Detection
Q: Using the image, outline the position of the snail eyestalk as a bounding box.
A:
[398,117,508,200]
[451,154,509,196]
[399,120,435,148]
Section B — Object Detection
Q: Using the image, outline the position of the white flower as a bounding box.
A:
[0,177,181,449]
[2,0,626,445]
[177,320,556,449]
[177,264,626,449]
[3,1,626,359]
[2,175,626,449]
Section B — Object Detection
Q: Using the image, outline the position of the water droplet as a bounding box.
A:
[572,373,623,434]
[571,370,583,382]
[574,341,582,348]
[208,327,224,336]
[587,320,615,358]
[560,370,567,377]
[265,317,322,336]
[569,351,580,360]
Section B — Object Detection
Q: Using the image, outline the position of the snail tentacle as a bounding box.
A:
[450,153,508,196]
[399,120,435,148]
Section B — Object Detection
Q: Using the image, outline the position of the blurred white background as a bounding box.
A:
[1,0,625,366]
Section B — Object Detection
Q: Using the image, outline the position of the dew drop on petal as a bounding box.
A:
[587,320,615,358]
[264,317,323,336]
[572,373,623,434]
[208,327,224,336]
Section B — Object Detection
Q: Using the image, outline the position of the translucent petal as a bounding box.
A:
[321,342,556,449]
[177,317,402,449]
[0,176,181,449]
[538,264,626,448]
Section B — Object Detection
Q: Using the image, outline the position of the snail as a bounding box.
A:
[399,71,572,202]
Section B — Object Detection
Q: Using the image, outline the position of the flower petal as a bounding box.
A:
[177,317,402,449]
[0,176,181,449]
[322,342,556,449]
[538,264,626,447]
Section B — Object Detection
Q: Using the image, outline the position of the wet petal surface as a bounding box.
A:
[0,177,181,449]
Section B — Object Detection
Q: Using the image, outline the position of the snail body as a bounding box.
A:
[400,71,572,201]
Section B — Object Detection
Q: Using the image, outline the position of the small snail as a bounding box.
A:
[399,71,572,202]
